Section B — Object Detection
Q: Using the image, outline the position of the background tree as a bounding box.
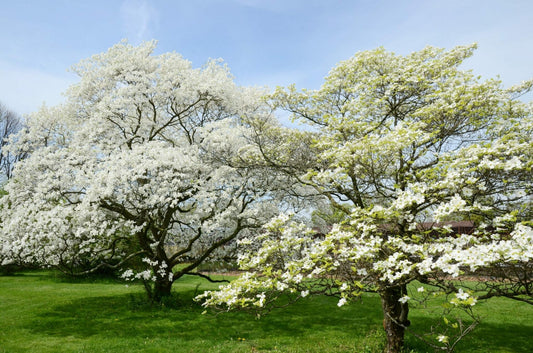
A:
[0,41,285,302]
[200,45,533,353]
[0,102,25,274]
[0,103,24,180]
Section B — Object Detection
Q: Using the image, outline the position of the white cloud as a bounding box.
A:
[0,61,75,116]
[120,0,159,43]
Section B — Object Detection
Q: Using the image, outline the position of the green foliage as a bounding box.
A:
[195,260,239,273]
[311,205,348,228]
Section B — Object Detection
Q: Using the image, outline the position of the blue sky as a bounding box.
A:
[1,0,532,115]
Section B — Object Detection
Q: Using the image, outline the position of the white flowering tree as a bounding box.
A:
[0,41,284,302]
[200,45,533,352]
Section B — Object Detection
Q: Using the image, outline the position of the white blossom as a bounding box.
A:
[398,295,410,304]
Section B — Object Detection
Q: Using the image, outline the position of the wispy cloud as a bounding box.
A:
[120,0,159,43]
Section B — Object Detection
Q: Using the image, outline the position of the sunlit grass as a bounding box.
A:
[0,271,531,352]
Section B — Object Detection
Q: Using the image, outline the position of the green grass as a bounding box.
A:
[0,271,532,352]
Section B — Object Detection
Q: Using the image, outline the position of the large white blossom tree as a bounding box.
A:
[200,45,533,352]
[0,41,287,302]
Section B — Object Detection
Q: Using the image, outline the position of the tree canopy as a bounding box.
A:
[0,41,287,301]
[200,45,533,353]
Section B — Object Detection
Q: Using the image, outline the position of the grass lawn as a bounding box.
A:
[0,271,532,352]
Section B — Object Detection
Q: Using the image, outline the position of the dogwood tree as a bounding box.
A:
[0,41,285,302]
[200,45,533,352]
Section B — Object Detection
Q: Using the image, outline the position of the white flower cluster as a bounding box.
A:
[450,288,477,307]
[121,269,155,282]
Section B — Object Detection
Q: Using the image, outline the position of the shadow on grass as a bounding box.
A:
[27,290,383,344]
[405,311,533,353]
[453,321,533,353]
[27,288,532,352]
[2,269,122,284]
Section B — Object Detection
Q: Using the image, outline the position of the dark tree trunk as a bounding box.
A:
[380,284,410,353]
[152,275,173,302]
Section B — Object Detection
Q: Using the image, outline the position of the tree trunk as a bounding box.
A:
[151,274,173,302]
[380,284,410,353]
